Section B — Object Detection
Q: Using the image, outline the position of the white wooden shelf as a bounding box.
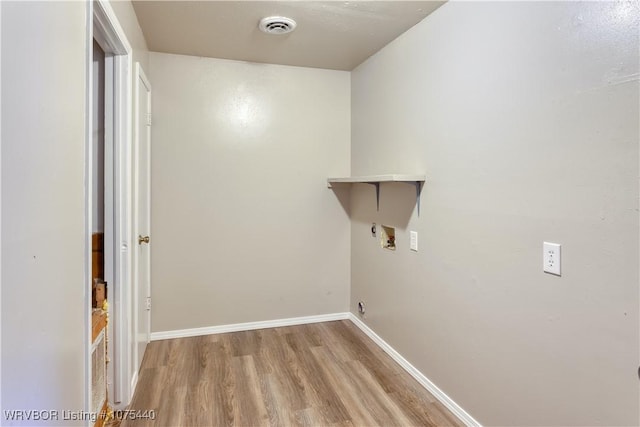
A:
[327,174,426,215]
[327,174,426,187]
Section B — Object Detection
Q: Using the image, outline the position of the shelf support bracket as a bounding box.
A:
[414,181,422,216]
[365,182,380,211]
[400,181,423,216]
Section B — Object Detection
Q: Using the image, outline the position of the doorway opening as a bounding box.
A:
[90,37,110,422]
[87,0,133,413]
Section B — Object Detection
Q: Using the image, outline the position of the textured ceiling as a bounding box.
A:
[132,1,445,71]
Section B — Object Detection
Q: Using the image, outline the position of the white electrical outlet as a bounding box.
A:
[410,231,418,251]
[543,242,561,276]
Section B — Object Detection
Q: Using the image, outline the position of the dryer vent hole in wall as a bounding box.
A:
[358,301,366,315]
[381,225,395,250]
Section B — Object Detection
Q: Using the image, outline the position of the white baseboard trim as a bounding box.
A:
[348,313,481,427]
[150,312,350,341]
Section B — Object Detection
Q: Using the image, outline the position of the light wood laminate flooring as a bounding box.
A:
[122,320,464,427]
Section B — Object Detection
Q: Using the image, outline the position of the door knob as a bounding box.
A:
[138,235,150,245]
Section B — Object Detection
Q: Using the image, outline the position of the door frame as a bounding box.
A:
[133,62,152,378]
[86,0,133,410]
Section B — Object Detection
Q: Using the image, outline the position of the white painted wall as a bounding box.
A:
[148,53,351,332]
[111,0,147,62]
[351,1,639,425]
[111,0,149,81]
[1,2,87,425]
[1,0,151,417]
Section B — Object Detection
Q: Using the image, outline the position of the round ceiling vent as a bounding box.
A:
[259,16,297,35]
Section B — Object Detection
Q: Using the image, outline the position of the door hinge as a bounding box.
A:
[146,297,151,311]
[146,113,152,126]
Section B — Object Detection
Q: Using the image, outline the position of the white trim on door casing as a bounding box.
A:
[87,0,133,410]
[0,0,4,415]
[84,2,93,418]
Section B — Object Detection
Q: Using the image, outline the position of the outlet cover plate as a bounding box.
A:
[410,231,418,251]
[543,242,561,276]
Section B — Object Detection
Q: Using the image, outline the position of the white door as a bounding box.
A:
[134,63,152,372]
